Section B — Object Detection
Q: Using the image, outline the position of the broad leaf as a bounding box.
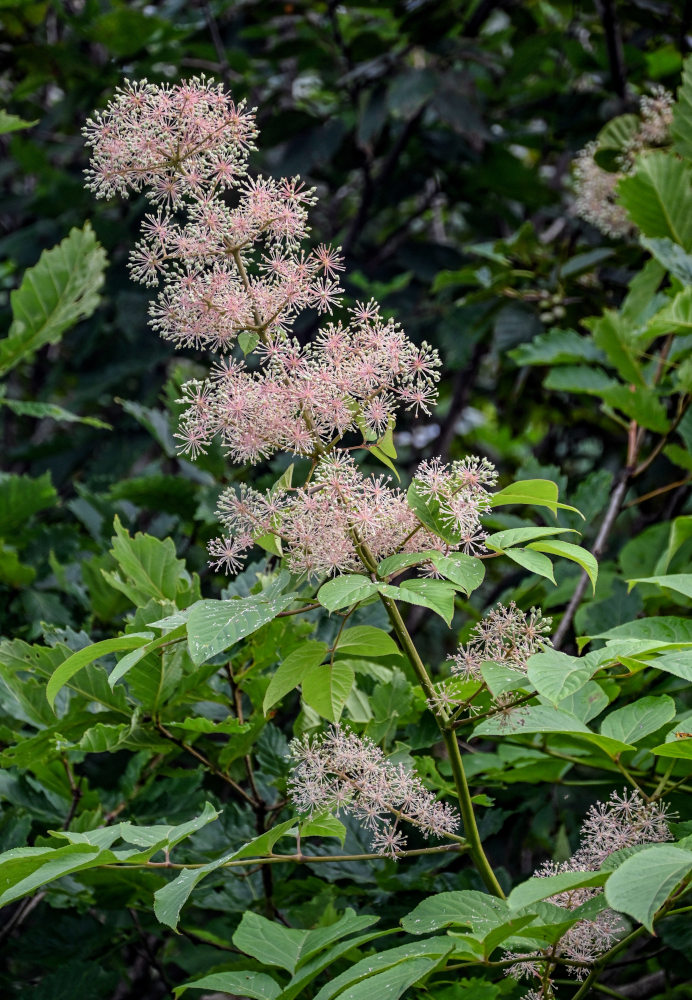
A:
[174,972,280,999]
[301,660,354,722]
[628,575,692,600]
[186,586,297,665]
[618,152,692,251]
[46,633,153,709]
[263,641,328,713]
[527,539,598,593]
[526,650,601,704]
[508,870,609,910]
[489,479,578,516]
[317,575,378,612]
[0,223,107,377]
[600,695,676,744]
[605,845,692,931]
[333,626,399,658]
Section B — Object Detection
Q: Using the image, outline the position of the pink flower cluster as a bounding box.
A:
[210,452,493,579]
[288,725,460,857]
[449,601,553,683]
[506,790,672,996]
[175,300,440,464]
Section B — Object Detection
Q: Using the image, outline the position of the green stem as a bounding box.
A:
[378,593,504,898]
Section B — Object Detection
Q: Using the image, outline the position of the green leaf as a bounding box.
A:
[406,482,461,546]
[605,845,692,931]
[527,539,598,593]
[509,328,605,366]
[174,972,280,999]
[120,802,220,850]
[109,624,187,687]
[489,479,579,516]
[233,912,310,973]
[0,543,35,587]
[312,939,452,1000]
[401,890,508,935]
[601,695,676,744]
[0,844,104,907]
[317,575,378,612]
[0,472,57,536]
[587,310,645,386]
[672,53,692,160]
[628,574,692,600]
[107,515,188,605]
[485,527,579,550]
[544,365,619,396]
[641,237,692,285]
[186,586,297,665]
[586,617,692,646]
[503,547,555,584]
[0,223,107,377]
[302,660,355,722]
[646,286,692,339]
[377,579,457,625]
[0,397,111,429]
[648,653,692,682]
[526,650,601,704]
[508,870,609,910]
[427,552,485,594]
[46,634,153,710]
[618,152,692,251]
[474,706,635,756]
[0,109,38,134]
[650,738,692,759]
[334,626,399,658]
[153,819,297,928]
[263,641,328,713]
[594,113,639,166]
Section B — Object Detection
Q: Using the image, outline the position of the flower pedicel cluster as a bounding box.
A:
[288,725,460,857]
[506,790,672,997]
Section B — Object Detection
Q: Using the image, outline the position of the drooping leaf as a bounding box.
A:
[186,585,297,665]
[174,972,280,999]
[317,575,378,612]
[333,626,399,658]
[600,695,676,744]
[489,479,578,516]
[618,152,692,251]
[628,575,692,600]
[605,845,692,931]
[527,539,598,593]
[45,634,153,710]
[302,660,355,722]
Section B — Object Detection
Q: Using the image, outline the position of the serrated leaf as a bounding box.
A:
[108,515,188,605]
[586,310,645,386]
[0,224,107,377]
[641,237,692,284]
[605,845,692,931]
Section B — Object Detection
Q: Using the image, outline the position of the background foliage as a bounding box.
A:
[1,2,692,999]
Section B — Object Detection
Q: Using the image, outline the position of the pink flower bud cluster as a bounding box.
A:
[210,452,492,579]
[288,725,460,857]
[506,790,672,995]
[449,601,553,683]
[175,301,440,464]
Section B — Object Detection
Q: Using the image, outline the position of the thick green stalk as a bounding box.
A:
[378,593,504,898]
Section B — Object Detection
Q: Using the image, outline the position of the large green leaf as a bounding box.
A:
[600,695,676,744]
[377,579,457,625]
[527,539,598,593]
[0,844,105,907]
[526,650,602,704]
[105,515,188,605]
[605,845,692,931]
[485,527,578,551]
[317,575,378,612]
[0,397,110,429]
[233,911,315,973]
[650,738,692,759]
[186,580,297,665]
[401,890,508,935]
[509,328,605,366]
[489,479,578,516]
[153,819,297,928]
[45,634,153,710]
[618,152,692,251]
[174,972,280,999]
[586,309,646,385]
[641,238,692,285]
[0,223,107,377]
[333,626,399,658]
[263,641,328,713]
[508,870,609,911]
[312,939,452,1000]
[302,660,354,722]
[0,110,38,134]
[628,575,692,600]
[503,546,555,583]
[475,705,635,756]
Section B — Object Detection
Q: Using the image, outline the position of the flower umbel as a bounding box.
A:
[288,725,460,857]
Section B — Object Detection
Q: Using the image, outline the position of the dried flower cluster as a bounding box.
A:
[573,87,673,237]
[507,790,672,998]
[288,725,460,857]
